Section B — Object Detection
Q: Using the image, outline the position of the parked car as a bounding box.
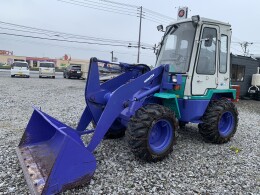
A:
[39,62,55,78]
[63,65,83,79]
[11,61,30,78]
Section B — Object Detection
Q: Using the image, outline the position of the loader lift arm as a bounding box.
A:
[77,58,165,152]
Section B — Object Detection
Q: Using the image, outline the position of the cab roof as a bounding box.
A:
[169,16,231,27]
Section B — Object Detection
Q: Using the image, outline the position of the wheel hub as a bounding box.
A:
[218,111,235,137]
[149,119,173,153]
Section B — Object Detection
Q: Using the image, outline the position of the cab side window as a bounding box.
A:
[197,27,217,75]
[219,35,228,73]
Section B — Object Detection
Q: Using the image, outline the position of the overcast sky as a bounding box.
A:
[0,0,260,65]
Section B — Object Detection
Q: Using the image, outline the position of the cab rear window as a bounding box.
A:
[12,63,28,68]
[71,66,81,70]
[40,63,55,68]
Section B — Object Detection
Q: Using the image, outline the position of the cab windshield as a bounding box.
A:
[156,22,196,73]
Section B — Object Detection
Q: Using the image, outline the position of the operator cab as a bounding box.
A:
[156,16,232,96]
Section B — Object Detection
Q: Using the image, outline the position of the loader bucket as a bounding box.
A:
[16,107,96,195]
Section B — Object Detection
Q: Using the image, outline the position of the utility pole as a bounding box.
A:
[137,6,143,63]
[110,51,114,62]
[240,42,253,56]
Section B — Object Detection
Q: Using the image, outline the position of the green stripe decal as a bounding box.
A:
[190,89,236,100]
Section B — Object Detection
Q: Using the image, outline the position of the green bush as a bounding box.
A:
[0,66,11,69]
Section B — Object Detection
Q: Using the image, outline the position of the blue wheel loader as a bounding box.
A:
[16,15,238,194]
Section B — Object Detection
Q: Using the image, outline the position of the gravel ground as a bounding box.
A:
[0,76,259,195]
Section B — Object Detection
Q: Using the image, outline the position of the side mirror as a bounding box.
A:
[157,25,164,32]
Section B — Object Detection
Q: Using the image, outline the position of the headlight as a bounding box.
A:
[172,75,177,83]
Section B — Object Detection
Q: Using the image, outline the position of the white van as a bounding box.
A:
[11,61,30,78]
[39,62,55,78]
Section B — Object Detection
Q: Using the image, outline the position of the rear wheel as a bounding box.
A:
[126,104,177,162]
[39,75,42,78]
[11,75,15,78]
[179,121,187,129]
[199,99,238,144]
[52,76,55,79]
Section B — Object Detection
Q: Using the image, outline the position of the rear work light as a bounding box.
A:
[174,85,181,91]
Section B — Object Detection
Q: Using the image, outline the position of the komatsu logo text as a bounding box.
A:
[144,74,154,83]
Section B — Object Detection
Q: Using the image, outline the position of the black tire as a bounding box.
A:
[104,118,126,139]
[240,96,251,100]
[52,76,55,79]
[254,91,260,101]
[39,75,42,78]
[199,99,238,144]
[247,92,254,99]
[179,121,187,129]
[11,75,15,78]
[126,104,177,162]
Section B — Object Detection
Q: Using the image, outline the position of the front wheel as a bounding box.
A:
[126,104,177,162]
[199,99,238,144]
[104,118,126,139]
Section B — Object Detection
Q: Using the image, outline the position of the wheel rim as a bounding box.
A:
[218,111,235,137]
[149,119,173,153]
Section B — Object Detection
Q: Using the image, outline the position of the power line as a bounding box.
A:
[230,46,243,54]
[55,0,174,62]
[0,36,143,55]
[0,25,137,45]
[100,0,138,9]
[57,0,138,17]
[0,32,131,47]
[0,21,139,45]
[143,8,175,21]
[143,16,171,25]
[143,14,172,23]
[85,0,138,10]
[0,20,156,50]
[0,36,155,60]
[57,0,174,23]
[0,31,155,50]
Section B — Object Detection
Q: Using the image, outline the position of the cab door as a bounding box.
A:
[217,26,231,90]
[192,25,219,95]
